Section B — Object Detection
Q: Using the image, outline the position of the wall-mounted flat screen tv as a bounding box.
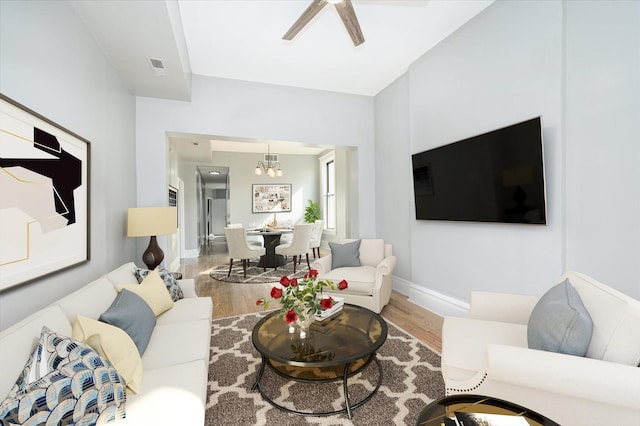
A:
[412,117,547,225]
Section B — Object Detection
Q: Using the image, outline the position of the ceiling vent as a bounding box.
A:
[264,153,279,163]
[147,56,166,76]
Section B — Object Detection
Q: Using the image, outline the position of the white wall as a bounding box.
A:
[212,151,319,233]
[136,75,375,255]
[564,1,640,297]
[374,0,640,314]
[0,0,137,328]
[374,74,412,280]
[409,1,564,303]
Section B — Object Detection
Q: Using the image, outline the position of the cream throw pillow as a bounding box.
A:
[117,268,174,316]
[72,314,143,394]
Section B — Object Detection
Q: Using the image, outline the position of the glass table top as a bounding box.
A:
[416,394,561,426]
[252,304,388,369]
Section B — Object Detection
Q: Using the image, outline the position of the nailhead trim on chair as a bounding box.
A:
[445,372,488,395]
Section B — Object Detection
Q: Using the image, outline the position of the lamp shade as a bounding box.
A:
[127,207,177,237]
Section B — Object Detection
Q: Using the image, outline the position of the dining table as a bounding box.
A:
[247,228,293,268]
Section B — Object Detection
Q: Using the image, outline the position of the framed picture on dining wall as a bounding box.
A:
[252,184,292,213]
[0,94,90,291]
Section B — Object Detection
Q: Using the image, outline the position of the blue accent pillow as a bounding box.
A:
[99,289,157,355]
[0,326,126,425]
[329,240,362,269]
[527,279,593,356]
[135,267,184,302]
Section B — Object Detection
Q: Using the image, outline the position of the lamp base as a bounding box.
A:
[142,235,164,270]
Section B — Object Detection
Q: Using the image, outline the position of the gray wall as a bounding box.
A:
[212,151,319,230]
[374,0,640,312]
[564,1,640,292]
[0,0,137,328]
[374,74,412,281]
[135,75,376,257]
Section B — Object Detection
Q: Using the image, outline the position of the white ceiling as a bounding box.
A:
[180,0,493,96]
[70,0,493,181]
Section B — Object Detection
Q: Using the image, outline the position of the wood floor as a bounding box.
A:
[177,236,443,352]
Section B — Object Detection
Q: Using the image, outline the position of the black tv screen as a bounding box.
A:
[412,117,547,224]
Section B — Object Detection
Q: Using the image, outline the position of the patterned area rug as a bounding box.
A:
[205,311,445,425]
[209,259,308,284]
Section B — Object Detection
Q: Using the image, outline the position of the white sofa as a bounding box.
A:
[441,271,640,425]
[0,262,212,425]
[311,239,396,313]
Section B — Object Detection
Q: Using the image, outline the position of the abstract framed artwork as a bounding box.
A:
[0,94,90,291]
[252,184,292,213]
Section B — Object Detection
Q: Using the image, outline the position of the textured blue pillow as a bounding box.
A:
[527,279,593,356]
[100,289,157,355]
[329,240,362,269]
[0,326,126,425]
[135,267,184,302]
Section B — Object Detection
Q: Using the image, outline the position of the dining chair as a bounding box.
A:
[227,223,262,247]
[275,223,314,274]
[308,219,324,258]
[224,227,266,278]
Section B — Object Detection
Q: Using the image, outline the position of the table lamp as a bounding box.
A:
[127,206,177,270]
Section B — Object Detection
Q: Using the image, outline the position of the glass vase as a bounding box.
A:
[292,313,315,339]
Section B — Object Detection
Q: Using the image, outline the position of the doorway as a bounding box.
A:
[198,166,230,239]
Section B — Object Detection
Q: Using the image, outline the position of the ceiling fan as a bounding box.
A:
[283,0,365,47]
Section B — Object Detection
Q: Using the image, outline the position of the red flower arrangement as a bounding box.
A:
[256,269,348,324]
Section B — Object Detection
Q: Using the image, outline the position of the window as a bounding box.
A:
[322,157,336,231]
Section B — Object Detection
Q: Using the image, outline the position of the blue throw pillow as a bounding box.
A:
[100,289,157,355]
[329,240,362,269]
[527,279,593,356]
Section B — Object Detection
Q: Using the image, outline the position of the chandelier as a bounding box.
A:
[254,145,283,177]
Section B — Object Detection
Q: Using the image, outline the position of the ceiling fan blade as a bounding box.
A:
[334,0,365,46]
[283,0,328,41]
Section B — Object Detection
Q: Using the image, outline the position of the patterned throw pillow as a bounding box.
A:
[119,270,174,317]
[0,326,126,425]
[135,267,184,302]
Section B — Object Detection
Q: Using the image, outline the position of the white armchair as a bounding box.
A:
[311,239,396,313]
[441,271,640,425]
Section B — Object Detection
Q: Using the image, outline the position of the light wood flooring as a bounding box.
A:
[177,236,443,352]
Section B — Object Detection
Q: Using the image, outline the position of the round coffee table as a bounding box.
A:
[416,394,561,426]
[251,304,388,419]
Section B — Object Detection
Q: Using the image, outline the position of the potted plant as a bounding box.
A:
[304,200,321,223]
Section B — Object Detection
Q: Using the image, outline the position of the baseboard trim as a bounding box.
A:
[392,276,469,318]
[184,249,199,259]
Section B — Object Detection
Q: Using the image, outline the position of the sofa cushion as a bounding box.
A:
[122,360,207,426]
[142,319,211,370]
[72,315,144,394]
[358,239,385,267]
[322,266,376,296]
[329,240,361,268]
[156,297,213,326]
[527,279,593,356]
[135,267,184,302]
[105,262,139,286]
[0,327,126,425]
[117,269,174,316]
[99,289,157,355]
[55,276,119,323]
